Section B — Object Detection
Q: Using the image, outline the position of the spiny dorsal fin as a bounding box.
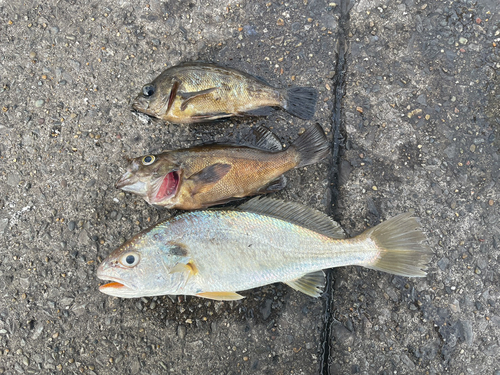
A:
[284,271,325,297]
[237,197,345,239]
[241,125,282,151]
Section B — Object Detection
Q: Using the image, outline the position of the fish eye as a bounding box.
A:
[142,84,155,97]
[120,252,140,267]
[142,155,155,165]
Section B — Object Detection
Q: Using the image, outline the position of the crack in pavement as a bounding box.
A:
[321,0,352,373]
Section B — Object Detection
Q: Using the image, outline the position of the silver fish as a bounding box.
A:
[97,197,431,300]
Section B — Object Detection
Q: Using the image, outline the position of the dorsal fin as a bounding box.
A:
[237,197,345,238]
[241,125,283,151]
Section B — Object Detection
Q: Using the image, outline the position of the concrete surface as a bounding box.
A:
[0,0,498,374]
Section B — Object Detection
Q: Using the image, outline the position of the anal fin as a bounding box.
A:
[196,291,245,301]
[284,270,325,298]
[240,107,275,117]
[256,175,287,194]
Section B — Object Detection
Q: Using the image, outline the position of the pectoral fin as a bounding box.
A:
[179,87,217,111]
[169,260,199,277]
[188,163,232,195]
[284,270,325,298]
[196,291,245,301]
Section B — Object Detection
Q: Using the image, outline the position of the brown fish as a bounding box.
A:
[132,62,318,123]
[116,124,329,210]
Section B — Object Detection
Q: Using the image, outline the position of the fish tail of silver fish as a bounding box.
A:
[360,213,431,277]
[288,123,330,168]
[281,86,318,120]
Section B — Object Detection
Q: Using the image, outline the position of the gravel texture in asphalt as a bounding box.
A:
[0,0,499,374]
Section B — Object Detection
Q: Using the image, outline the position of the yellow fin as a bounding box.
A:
[169,260,198,276]
[196,291,245,301]
[284,271,325,298]
[363,213,431,277]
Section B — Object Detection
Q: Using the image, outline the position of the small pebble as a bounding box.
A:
[34,100,45,107]
[177,325,187,340]
[29,51,37,59]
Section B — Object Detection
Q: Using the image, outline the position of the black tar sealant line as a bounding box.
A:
[320,0,351,373]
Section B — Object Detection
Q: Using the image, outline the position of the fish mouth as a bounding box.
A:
[132,96,161,120]
[99,281,126,291]
[116,171,147,195]
[132,95,149,112]
[151,171,180,204]
[97,275,134,297]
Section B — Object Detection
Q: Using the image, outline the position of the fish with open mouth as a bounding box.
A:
[97,197,431,300]
[116,124,329,210]
[132,62,318,123]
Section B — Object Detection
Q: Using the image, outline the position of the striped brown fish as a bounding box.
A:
[132,62,318,123]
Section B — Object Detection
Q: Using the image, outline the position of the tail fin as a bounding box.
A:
[290,123,330,168]
[363,213,431,277]
[283,87,318,119]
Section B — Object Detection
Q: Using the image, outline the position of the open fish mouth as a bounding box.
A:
[115,168,149,196]
[97,275,134,296]
[153,171,180,203]
[99,281,126,290]
[115,171,134,189]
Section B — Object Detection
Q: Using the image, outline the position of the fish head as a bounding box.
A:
[116,153,182,207]
[97,229,188,298]
[132,74,178,119]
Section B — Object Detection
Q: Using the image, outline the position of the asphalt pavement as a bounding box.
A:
[0,0,499,374]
